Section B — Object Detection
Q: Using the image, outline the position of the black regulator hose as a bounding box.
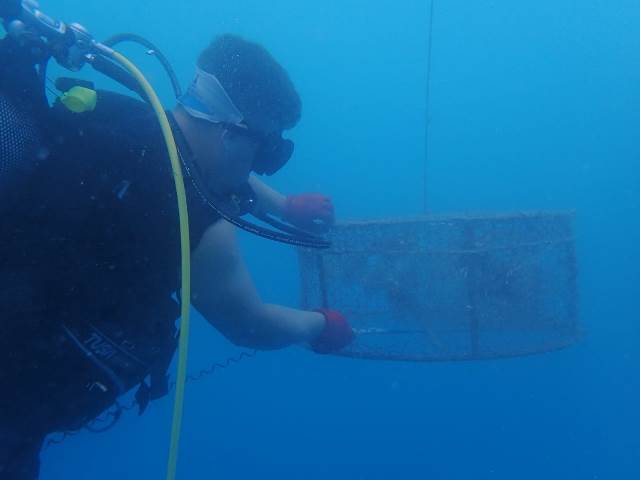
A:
[103,33,182,98]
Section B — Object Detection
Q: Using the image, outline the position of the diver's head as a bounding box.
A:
[175,34,301,192]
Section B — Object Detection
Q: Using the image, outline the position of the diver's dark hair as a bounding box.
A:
[197,34,301,131]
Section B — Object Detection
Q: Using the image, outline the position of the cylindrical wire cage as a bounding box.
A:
[298,211,580,362]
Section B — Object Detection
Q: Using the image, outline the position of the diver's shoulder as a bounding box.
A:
[86,90,156,133]
[51,90,161,151]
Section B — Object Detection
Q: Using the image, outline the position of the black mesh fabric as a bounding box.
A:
[0,93,41,194]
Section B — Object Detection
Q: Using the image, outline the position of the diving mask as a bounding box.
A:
[178,67,294,175]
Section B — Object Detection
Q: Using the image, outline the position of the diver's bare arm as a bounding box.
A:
[247,175,286,217]
[191,220,324,349]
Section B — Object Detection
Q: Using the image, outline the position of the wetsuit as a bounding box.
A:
[0,38,221,479]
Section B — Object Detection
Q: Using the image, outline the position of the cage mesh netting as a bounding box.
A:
[298,211,580,361]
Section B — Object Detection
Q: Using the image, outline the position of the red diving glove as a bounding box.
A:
[310,309,355,354]
[283,193,335,233]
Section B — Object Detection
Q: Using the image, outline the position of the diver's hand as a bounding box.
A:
[310,309,355,354]
[283,193,335,233]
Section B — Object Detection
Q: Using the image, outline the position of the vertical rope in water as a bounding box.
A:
[423,0,436,213]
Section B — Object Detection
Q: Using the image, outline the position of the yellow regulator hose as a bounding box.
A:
[106,49,192,480]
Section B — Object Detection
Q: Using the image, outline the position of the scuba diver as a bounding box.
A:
[0,2,354,478]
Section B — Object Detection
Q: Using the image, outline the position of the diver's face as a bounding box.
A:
[175,106,280,192]
[193,123,259,194]
[218,126,261,185]
[204,119,283,190]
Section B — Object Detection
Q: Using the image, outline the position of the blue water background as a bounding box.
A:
[37,0,639,478]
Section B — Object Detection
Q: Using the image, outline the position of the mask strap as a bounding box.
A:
[178,67,244,125]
